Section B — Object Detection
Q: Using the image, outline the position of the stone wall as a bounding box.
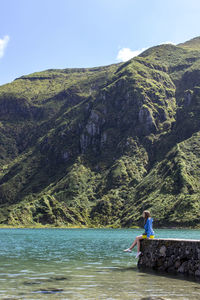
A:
[138,238,200,279]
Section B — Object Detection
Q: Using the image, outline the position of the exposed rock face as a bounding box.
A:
[138,105,157,133]
[184,90,193,106]
[80,109,105,152]
[63,151,69,161]
[138,239,200,280]
[85,110,101,136]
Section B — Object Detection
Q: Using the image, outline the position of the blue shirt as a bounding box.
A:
[144,217,154,238]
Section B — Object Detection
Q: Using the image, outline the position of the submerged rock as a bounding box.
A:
[33,288,64,294]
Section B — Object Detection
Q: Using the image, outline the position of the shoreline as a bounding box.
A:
[0,224,199,230]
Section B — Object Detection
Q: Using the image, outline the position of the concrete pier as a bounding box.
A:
[138,238,200,279]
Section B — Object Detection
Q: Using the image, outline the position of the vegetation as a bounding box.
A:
[0,37,200,227]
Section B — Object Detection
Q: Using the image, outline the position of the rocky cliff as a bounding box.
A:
[0,37,200,227]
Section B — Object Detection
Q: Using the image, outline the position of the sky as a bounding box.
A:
[1,0,200,85]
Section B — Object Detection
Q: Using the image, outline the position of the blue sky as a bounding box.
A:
[1,0,200,85]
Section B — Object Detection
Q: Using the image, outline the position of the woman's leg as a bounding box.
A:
[129,235,143,250]
[136,235,144,253]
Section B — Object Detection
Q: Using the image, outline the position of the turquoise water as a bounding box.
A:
[0,228,200,299]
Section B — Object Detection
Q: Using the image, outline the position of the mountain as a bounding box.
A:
[0,37,200,227]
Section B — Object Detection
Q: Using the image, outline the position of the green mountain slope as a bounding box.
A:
[0,37,200,227]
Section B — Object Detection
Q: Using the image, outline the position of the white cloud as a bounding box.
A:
[117,47,147,62]
[161,41,175,45]
[0,35,10,58]
[116,41,176,62]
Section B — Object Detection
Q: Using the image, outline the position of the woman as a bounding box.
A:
[124,210,155,258]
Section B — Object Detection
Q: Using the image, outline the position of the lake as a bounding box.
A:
[0,228,200,299]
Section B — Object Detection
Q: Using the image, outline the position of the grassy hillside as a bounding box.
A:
[0,37,200,227]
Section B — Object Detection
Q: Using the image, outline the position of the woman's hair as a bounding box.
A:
[143,210,151,223]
